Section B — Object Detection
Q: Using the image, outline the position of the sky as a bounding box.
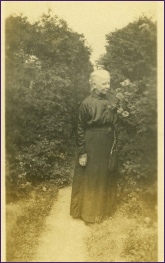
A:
[4,1,157,64]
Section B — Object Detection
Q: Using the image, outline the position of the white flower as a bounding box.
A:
[117,108,123,114]
[20,162,23,167]
[108,104,116,110]
[120,79,131,87]
[116,88,121,92]
[122,111,129,117]
[116,93,124,100]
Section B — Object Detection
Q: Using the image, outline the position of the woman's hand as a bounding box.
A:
[79,153,87,166]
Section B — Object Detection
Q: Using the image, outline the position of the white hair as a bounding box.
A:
[89,70,110,92]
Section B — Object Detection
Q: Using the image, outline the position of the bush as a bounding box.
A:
[98,16,157,181]
[6,12,93,189]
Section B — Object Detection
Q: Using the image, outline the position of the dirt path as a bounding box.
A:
[31,186,90,262]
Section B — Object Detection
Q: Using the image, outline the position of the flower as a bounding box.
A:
[120,79,131,87]
[117,107,123,114]
[122,111,129,117]
[116,88,121,92]
[116,93,124,100]
[108,104,116,110]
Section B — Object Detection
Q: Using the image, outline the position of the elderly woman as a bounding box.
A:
[70,70,118,223]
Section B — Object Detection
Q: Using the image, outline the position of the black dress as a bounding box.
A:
[70,91,118,223]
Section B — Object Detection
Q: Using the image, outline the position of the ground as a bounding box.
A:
[31,187,89,262]
[6,181,158,262]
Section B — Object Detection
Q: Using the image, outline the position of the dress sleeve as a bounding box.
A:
[108,93,118,125]
[110,108,118,125]
[76,101,89,155]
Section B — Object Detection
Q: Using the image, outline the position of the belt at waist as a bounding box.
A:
[86,125,114,132]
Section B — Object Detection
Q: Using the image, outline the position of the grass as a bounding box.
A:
[6,180,58,262]
[87,179,157,262]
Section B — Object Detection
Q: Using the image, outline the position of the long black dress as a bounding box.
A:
[70,91,118,223]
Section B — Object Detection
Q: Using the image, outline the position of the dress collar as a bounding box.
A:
[91,91,117,108]
[91,91,108,100]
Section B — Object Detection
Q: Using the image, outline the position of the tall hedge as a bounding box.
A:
[6,13,93,188]
[98,16,157,182]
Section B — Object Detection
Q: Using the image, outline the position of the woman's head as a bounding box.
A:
[89,70,110,95]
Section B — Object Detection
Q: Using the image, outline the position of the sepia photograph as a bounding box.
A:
[1,1,164,262]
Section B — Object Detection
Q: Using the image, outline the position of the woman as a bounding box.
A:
[70,69,118,223]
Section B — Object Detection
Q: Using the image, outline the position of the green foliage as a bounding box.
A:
[99,16,157,181]
[6,13,92,188]
[100,16,156,86]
